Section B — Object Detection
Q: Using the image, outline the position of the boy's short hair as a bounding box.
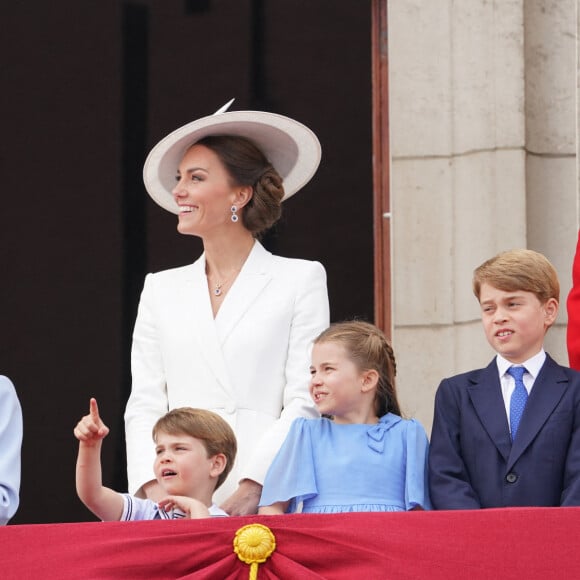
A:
[152,408,237,490]
[473,249,560,304]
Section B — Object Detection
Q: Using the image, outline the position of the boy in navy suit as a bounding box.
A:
[429,249,580,508]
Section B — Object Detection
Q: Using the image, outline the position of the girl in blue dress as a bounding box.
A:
[258,320,431,514]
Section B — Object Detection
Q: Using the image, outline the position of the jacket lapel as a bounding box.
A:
[214,241,273,342]
[507,355,568,469]
[181,255,234,397]
[467,359,512,463]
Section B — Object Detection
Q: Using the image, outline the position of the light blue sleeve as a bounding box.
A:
[0,376,23,525]
[259,418,319,512]
[404,419,432,510]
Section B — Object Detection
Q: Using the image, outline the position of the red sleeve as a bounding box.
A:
[567,230,580,370]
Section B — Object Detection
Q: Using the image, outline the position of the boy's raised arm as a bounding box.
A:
[74,398,124,521]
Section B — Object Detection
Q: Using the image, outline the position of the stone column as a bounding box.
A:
[390,1,527,430]
[524,0,577,359]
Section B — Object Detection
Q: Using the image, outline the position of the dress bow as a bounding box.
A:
[366,414,401,453]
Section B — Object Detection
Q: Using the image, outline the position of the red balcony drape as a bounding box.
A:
[3,509,580,579]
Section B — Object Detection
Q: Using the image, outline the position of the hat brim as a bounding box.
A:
[143,110,321,214]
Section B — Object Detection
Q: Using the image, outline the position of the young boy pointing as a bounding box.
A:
[75,399,236,520]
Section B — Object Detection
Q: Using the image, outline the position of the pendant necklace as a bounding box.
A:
[210,268,240,297]
[213,280,227,297]
[208,251,249,298]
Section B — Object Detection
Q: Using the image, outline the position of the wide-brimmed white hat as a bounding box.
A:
[143,100,322,214]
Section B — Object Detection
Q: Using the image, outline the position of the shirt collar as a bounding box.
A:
[496,349,546,379]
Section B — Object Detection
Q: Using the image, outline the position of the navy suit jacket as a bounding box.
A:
[428,355,580,508]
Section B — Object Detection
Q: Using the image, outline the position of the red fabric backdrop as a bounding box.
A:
[3,509,580,579]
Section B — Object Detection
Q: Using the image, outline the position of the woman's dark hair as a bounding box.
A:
[195,135,285,236]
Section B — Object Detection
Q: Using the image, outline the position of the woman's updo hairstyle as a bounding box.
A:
[314,320,401,418]
[195,135,285,236]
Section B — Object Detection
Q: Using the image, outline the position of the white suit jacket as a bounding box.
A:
[125,241,330,503]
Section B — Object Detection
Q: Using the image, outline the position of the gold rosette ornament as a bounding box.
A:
[233,523,276,579]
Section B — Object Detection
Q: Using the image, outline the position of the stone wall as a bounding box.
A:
[389,0,577,431]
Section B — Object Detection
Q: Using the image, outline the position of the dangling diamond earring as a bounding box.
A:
[230,205,239,222]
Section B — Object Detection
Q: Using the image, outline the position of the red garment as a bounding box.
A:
[567,230,580,370]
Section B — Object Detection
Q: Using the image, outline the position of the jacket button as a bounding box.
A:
[506,473,518,484]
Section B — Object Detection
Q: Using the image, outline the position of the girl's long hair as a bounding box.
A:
[314,320,401,417]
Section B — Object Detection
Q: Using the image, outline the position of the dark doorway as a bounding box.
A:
[0,1,372,524]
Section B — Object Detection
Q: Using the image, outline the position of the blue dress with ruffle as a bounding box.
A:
[259,413,431,513]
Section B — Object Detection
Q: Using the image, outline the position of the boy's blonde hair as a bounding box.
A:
[314,320,401,418]
[152,408,237,490]
[473,249,560,304]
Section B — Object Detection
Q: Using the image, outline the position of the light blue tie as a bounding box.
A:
[507,366,528,441]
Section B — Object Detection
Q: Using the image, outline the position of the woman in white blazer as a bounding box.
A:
[124,103,330,515]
